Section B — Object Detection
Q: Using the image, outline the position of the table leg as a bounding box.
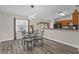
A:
[34,40,36,46]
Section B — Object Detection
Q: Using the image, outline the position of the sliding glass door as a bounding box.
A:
[15,19,28,39]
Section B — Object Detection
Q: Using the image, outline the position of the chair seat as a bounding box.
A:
[34,36,41,40]
[24,38,34,42]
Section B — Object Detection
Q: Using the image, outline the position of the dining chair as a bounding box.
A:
[33,29,44,46]
[21,31,29,45]
[23,37,34,50]
[22,31,34,50]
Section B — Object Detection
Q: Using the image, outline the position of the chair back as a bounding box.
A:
[35,29,44,39]
[40,30,44,39]
[21,30,29,39]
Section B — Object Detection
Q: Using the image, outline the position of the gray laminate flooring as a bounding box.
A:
[0,39,78,54]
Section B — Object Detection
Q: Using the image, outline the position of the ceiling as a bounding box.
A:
[0,5,77,20]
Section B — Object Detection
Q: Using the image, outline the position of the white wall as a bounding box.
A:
[44,29,79,49]
[0,11,26,42]
[49,20,55,28]
[0,12,14,41]
[0,12,1,41]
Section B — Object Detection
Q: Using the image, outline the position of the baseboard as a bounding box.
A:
[0,37,14,42]
[44,36,79,52]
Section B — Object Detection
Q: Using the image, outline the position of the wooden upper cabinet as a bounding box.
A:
[72,9,78,25]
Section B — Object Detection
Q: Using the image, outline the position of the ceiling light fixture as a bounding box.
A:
[60,13,65,16]
[30,5,34,8]
[58,11,67,16]
[28,14,37,20]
